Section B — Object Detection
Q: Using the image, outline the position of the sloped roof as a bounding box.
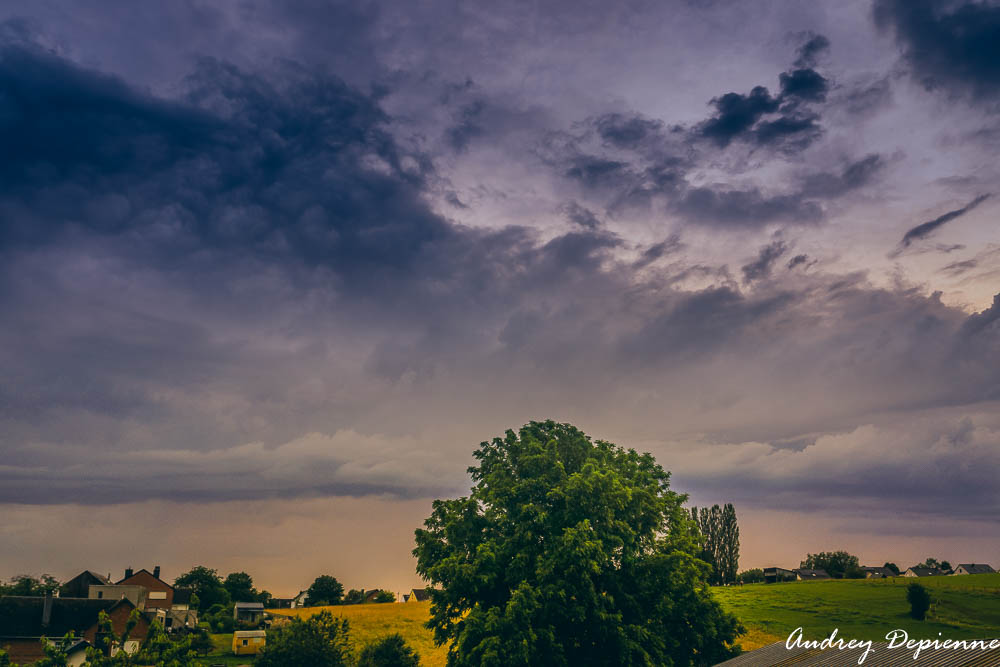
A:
[172,588,194,605]
[906,566,943,576]
[234,602,265,609]
[956,563,994,574]
[0,596,118,638]
[409,588,432,601]
[794,569,830,579]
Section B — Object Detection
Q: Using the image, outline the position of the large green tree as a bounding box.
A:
[413,420,743,667]
[307,575,345,606]
[173,566,230,611]
[223,571,262,602]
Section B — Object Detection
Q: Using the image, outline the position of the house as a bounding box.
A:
[88,584,148,609]
[903,566,944,577]
[952,563,995,576]
[406,588,433,602]
[289,590,309,608]
[59,571,111,599]
[0,594,150,664]
[232,629,266,655]
[268,598,293,609]
[763,567,797,583]
[116,566,176,609]
[861,566,896,579]
[794,569,830,581]
[234,602,266,625]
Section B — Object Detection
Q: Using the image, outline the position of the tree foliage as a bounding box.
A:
[690,504,740,585]
[736,568,764,584]
[413,420,743,667]
[307,575,345,606]
[0,574,60,597]
[907,583,931,620]
[799,551,863,579]
[343,589,365,605]
[173,566,230,611]
[883,562,900,576]
[372,590,396,604]
[357,634,421,667]
[918,558,951,572]
[256,610,352,667]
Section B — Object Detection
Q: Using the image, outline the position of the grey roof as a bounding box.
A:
[233,602,265,609]
[955,563,994,574]
[714,640,1000,666]
[794,569,830,579]
[906,566,943,576]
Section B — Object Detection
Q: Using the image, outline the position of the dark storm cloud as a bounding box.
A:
[874,0,1000,100]
[793,32,830,68]
[0,4,997,523]
[799,154,885,198]
[787,254,811,270]
[741,240,788,283]
[699,86,781,147]
[890,194,991,257]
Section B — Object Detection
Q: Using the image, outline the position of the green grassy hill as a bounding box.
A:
[714,573,1000,647]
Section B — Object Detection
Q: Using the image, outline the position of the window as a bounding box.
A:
[149,591,167,600]
[97,591,103,599]
[242,639,249,646]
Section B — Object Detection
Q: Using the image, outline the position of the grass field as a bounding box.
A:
[714,573,1000,647]
[258,575,1000,663]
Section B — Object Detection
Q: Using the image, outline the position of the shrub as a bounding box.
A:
[907,582,931,620]
[357,634,420,667]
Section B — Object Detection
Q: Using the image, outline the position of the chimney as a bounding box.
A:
[42,592,53,628]
[153,565,161,580]
[125,567,134,580]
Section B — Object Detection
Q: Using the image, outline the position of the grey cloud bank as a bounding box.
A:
[0,0,999,578]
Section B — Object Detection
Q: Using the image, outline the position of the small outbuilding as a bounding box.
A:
[762,567,796,584]
[233,601,266,625]
[232,629,266,655]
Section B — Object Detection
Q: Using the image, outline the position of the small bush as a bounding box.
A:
[357,634,420,667]
[907,582,931,620]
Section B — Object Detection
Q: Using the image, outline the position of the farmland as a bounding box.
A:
[713,573,1000,646]
[259,575,1000,662]
[270,601,449,666]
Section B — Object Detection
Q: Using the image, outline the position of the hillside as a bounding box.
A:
[714,573,1000,646]
[268,575,1000,663]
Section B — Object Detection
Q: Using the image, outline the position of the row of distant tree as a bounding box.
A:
[733,552,958,583]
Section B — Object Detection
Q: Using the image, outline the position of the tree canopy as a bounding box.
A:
[413,420,743,666]
[799,551,863,579]
[307,575,345,606]
[691,504,740,585]
[256,611,352,667]
[174,566,230,611]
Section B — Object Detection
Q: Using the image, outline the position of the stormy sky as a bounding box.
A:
[1,0,998,595]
